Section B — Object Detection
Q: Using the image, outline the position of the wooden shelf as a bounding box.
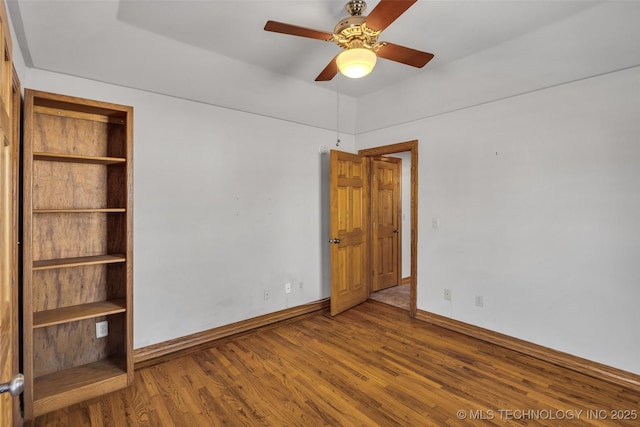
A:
[33,208,126,213]
[34,152,126,165]
[33,299,127,328]
[33,254,126,271]
[33,357,128,417]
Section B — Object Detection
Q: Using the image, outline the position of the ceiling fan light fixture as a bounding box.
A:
[336,48,377,78]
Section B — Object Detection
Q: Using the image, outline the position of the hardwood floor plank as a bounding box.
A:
[31,301,640,426]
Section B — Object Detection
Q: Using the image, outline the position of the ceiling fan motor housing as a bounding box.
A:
[333,16,382,51]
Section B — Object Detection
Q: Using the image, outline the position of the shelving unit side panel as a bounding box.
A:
[33,314,126,377]
[125,108,134,379]
[32,213,109,261]
[106,213,129,255]
[33,112,110,156]
[22,90,37,420]
[107,262,128,302]
[106,122,127,159]
[107,165,127,213]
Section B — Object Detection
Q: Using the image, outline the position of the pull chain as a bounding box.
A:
[336,79,341,147]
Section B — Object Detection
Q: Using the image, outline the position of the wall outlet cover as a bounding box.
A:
[96,321,108,338]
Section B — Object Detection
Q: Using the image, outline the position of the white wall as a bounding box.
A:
[7,1,26,84]
[24,68,355,348]
[356,66,640,375]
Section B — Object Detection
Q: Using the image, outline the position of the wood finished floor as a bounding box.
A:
[31,301,639,426]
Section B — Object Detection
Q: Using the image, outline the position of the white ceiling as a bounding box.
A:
[9,0,604,99]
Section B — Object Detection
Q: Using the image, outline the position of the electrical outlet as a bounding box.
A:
[264,289,270,300]
[96,321,108,338]
[285,282,291,294]
[444,289,451,301]
[475,295,484,307]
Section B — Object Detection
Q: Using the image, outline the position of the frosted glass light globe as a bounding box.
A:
[336,48,377,78]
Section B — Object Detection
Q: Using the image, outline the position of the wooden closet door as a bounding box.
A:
[0,0,21,424]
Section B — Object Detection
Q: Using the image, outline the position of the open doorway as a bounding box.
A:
[359,141,418,317]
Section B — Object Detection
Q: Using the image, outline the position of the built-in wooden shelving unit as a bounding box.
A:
[23,89,134,419]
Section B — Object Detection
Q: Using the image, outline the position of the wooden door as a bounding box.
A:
[0,0,20,423]
[371,156,401,292]
[330,150,369,315]
[0,89,13,427]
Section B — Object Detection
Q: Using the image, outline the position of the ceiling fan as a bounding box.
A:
[264,0,434,81]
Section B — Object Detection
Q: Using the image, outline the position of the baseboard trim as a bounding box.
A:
[401,276,411,286]
[416,309,640,392]
[134,299,330,369]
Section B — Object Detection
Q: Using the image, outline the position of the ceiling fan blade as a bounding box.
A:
[377,43,434,68]
[315,55,340,81]
[264,21,334,41]
[365,0,417,32]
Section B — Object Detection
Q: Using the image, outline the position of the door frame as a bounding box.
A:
[359,140,418,317]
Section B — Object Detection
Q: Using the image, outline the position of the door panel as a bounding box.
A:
[330,150,369,315]
[372,157,401,292]
[1,0,20,423]
[0,108,11,427]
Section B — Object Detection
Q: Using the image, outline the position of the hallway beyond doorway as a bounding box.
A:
[369,283,410,310]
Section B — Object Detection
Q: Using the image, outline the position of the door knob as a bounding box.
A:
[0,374,24,397]
[393,229,399,233]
